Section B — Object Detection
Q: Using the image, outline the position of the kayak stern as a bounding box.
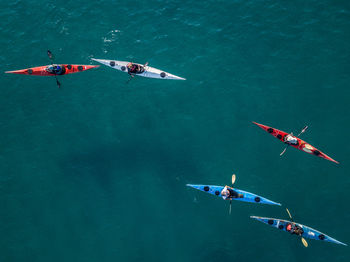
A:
[5,69,29,74]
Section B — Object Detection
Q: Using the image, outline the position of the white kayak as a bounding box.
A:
[91,59,186,80]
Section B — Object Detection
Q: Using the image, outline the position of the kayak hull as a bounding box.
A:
[253,122,339,164]
[251,216,347,246]
[186,184,281,206]
[91,58,186,80]
[5,64,99,76]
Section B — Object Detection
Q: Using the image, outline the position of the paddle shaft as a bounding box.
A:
[286,208,308,247]
[47,50,61,88]
[126,74,134,84]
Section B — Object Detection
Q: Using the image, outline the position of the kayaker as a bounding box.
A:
[293,225,304,236]
[221,186,243,200]
[286,223,304,236]
[284,133,298,145]
[46,65,65,75]
[127,62,142,74]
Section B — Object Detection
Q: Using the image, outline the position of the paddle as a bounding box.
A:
[126,61,149,84]
[126,74,134,84]
[229,174,236,215]
[47,50,61,88]
[286,208,308,247]
[301,237,309,247]
[280,125,308,156]
[286,208,293,220]
[232,174,236,185]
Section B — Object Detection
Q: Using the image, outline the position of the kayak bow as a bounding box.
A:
[91,58,186,80]
[186,184,281,206]
[5,64,99,76]
[250,216,347,246]
[253,122,339,164]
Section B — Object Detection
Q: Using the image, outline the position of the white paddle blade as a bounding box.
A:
[297,126,308,137]
[301,237,308,247]
[280,147,287,156]
[231,174,236,185]
[229,201,232,215]
[301,126,308,134]
[286,208,293,220]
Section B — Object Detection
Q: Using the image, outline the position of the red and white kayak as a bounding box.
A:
[253,122,339,164]
[5,64,99,76]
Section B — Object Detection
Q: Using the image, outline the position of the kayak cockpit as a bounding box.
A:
[46,64,66,75]
[221,186,244,200]
[127,63,145,74]
[284,134,298,145]
[286,223,304,236]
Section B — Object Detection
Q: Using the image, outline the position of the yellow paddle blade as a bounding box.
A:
[301,237,308,247]
[286,208,292,220]
[232,174,236,185]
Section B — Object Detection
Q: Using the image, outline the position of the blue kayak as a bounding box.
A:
[251,216,347,246]
[186,184,281,206]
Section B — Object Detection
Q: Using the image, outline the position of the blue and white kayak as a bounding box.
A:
[186,184,281,206]
[91,59,186,80]
[250,216,347,246]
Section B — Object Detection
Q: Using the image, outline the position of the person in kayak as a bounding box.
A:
[284,133,298,145]
[286,223,304,236]
[127,62,144,75]
[221,186,244,200]
[46,65,65,75]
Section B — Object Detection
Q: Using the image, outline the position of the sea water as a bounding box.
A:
[0,1,349,261]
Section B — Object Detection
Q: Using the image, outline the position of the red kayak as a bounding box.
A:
[5,64,99,76]
[253,122,339,164]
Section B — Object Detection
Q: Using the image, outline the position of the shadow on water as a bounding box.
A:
[58,137,201,201]
[56,137,210,257]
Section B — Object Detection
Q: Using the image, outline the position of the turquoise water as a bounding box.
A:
[1,0,349,261]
